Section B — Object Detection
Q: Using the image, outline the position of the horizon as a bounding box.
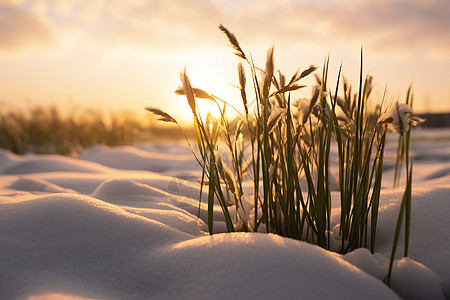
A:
[1,0,450,125]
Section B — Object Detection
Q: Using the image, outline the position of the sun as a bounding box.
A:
[195,97,223,121]
[175,65,241,125]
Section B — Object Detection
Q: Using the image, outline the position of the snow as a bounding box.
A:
[1,129,449,300]
[343,249,444,300]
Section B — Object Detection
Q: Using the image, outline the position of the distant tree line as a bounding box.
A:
[416,113,450,128]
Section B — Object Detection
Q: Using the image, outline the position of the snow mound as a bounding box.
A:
[90,178,229,229]
[90,179,207,235]
[1,154,111,174]
[91,178,188,209]
[81,145,197,173]
[0,194,400,300]
[124,206,207,235]
[344,248,444,300]
[92,178,169,199]
[1,134,450,300]
[392,257,445,300]
[372,186,450,296]
[0,150,20,172]
[0,194,193,300]
[8,177,76,194]
[153,233,400,300]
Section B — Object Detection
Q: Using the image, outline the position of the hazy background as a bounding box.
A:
[1,0,449,124]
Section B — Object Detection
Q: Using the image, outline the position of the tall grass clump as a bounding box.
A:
[147,25,418,265]
[0,104,187,155]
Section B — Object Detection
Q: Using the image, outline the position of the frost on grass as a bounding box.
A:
[377,102,413,134]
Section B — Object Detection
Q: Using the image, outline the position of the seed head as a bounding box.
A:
[145,107,178,124]
[215,154,237,195]
[219,24,246,60]
[261,46,274,101]
[180,68,197,118]
[377,102,412,135]
[237,63,248,115]
[267,108,286,133]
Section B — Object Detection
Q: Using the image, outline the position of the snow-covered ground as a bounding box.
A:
[1,129,449,300]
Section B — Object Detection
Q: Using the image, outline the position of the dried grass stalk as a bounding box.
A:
[261,46,274,100]
[180,68,197,118]
[216,154,237,195]
[299,65,318,80]
[237,63,248,115]
[271,84,306,96]
[298,85,321,125]
[267,108,286,133]
[145,107,178,124]
[377,102,412,135]
[219,24,246,60]
[175,86,215,100]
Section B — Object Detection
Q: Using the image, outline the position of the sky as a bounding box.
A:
[1,0,449,124]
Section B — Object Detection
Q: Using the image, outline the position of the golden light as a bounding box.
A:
[26,293,98,300]
[196,98,223,122]
[173,56,243,125]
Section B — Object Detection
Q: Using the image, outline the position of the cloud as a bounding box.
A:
[0,4,56,52]
[0,0,23,6]
[321,0,450,57]
[0,0,449,59]
[207,0,450,59]
[80,0,227,49]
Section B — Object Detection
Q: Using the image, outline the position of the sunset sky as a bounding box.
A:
[1,0,449,124]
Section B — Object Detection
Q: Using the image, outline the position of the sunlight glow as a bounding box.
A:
[0,0,449,118]
[172,232,257,250]
[26,293,98,300]
[173,55,243,124]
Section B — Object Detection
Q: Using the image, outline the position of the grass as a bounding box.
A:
[0,104,191,155]
[147,24,419,284]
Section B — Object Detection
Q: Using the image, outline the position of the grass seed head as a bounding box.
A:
[237,63,248,115]
[377,102,412,134]
[267,108,286,133]
[262,46,274,100]
[336,96,346,113]
[219,24,246,60]
[175,86,215,101]
[216,154,237,195]
[145,107,178,124]
[299,65,318,80]
[411,115,425,126]
[179,68,197,118]
[394,102,412,135]
[298,85,321,125]
[234,119,245,141]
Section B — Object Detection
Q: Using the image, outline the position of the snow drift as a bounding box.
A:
[1,130,449,299]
